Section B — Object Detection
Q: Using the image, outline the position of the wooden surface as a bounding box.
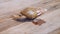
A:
[0,0,60,34]
[49,28,60,34]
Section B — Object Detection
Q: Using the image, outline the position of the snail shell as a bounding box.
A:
[21,7,44,19]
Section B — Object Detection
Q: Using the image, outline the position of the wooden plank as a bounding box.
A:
[0,0,60,34]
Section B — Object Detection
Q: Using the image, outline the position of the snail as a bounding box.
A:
[11,7,45,25]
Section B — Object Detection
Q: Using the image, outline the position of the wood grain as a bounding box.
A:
[0,0,60,34]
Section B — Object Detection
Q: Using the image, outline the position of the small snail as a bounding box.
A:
[11,7,46,25]
[11,7,44,20]
[11,7,45,22]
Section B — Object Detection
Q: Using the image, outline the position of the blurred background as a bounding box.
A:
[0,0,60,34]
